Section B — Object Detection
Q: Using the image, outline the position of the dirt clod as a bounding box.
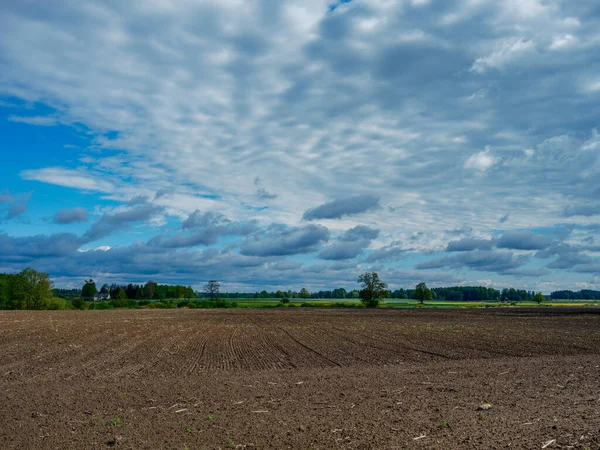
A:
[477,403,493,411]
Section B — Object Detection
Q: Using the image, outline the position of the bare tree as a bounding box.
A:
[203,280,220,301]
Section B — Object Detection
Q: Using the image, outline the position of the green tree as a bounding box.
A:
[5,273,26,309]
[0,276,8,309]
[357,272,388,308]
[299,288,311,299]
[414,282,432,304]
[533,292,545,304]
[114,288,127,307]
[21,268,53,310]
[82,279,97,298]
[144,280,157,299]
[332,288,347,299]
[204,280,220,301]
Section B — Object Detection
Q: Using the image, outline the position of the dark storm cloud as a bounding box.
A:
[318,241,366,260]
[256,188,277,200]
[0,233,82,260]
[1,192,30,220]
[182,211,230,229]
[52,207,88,224]
[447,237,494,252]
[496,231,553,251]
[317,225,379,260]
[546,252,593,270]
[6,202,27,219]
[563,203,600,217]
[150,211,258,249]
[339,225,379,242]
[365,242,405,263]
[416,250,526,274]
[240,224,329,256]
[303,195,380,220]
[574,263,600,274]
[501,268,551,278]
[154,189,173,200]
[83,204,164,242]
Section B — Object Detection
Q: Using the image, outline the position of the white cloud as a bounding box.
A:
[585,79,600,93]
[21,168,114,193]
[465,148,498,172]
[8,115,58,126]
[550,34,576,50]
[471,38,535,73]
[581,129,600,152]
[78,246,111,253]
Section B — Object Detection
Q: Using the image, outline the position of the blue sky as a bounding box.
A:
[0,0,599,292]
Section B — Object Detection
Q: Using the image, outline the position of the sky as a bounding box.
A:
[0,0,599,293]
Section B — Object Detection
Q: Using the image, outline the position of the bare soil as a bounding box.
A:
[1,308,599,449]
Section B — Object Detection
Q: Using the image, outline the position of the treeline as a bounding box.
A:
[390,286,501,301]
[103,282,195,301]
[75,280,195,300]
[53,288,80,298]
[549,290,600,300]
[210,286,535,302]
[208,288,361,299]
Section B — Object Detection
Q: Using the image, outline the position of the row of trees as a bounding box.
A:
[80,280,195,300]
[208,288,335,299]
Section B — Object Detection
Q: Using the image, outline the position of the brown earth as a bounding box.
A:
[0,308,599,449]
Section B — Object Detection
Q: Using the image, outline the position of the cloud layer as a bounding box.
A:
[0,0,599,291]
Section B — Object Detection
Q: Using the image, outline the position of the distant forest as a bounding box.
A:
[201,286,600,301]
[547,290,600,300]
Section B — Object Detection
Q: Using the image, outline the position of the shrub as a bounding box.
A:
[93,302,114,310]
[71,297,86,310]
[47,297,67,310]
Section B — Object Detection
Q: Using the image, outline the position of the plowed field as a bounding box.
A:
[1,308,599,449]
